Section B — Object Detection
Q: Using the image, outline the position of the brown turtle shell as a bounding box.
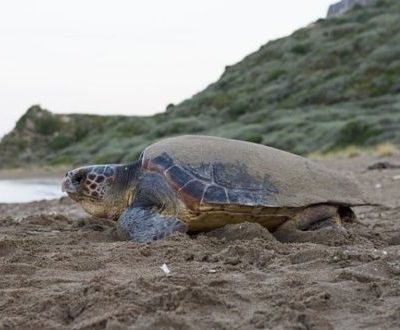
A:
[141,135,368,210]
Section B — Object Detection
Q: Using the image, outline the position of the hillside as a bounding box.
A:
[1,0,400,168]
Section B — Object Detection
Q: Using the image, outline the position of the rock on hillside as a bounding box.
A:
[327,0,375,18]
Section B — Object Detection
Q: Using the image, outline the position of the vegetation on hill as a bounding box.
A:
[1,0,399,168]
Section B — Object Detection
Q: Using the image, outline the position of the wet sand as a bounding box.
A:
[1,155,400,329]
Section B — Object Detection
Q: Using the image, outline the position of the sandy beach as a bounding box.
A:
[1,155,400,329]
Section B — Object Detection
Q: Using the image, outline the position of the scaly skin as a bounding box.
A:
[62,162,141,220]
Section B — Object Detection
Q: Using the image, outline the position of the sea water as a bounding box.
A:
[0,179,63,203]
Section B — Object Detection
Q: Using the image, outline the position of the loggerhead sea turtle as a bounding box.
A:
[62,135,369,242]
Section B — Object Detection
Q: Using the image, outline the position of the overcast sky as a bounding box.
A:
[0,0,335,137]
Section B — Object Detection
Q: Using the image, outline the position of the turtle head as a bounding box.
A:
[62,163,140,220]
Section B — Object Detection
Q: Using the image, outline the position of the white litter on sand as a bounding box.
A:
[160,263,170,274]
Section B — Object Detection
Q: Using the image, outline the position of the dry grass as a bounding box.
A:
[308,143,399,160]
[374,143,399,157]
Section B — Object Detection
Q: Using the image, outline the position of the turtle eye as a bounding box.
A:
[72,172,86,185]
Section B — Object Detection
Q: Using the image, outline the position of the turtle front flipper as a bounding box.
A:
[273,205,351,245]
[116,171,187,242]
[117,207,187,242]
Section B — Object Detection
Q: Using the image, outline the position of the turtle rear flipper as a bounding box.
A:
[273,205,350,245]
[117,206,187,242]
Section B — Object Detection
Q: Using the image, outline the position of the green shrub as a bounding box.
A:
[207,94,231,109]
[49,135,73,150]
[116,118,151,137]
[49,155,73,166]
[34,116,61,135]
[267,69,287,81]
[238,132,263,144]
[291,43,311,55]
[74,125,89,141]
[225,99,249,118]
[292,28,310,40]
[151,117,206,138]
[335,120,382,147]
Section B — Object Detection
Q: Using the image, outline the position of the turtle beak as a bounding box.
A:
[62,172,77,194]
